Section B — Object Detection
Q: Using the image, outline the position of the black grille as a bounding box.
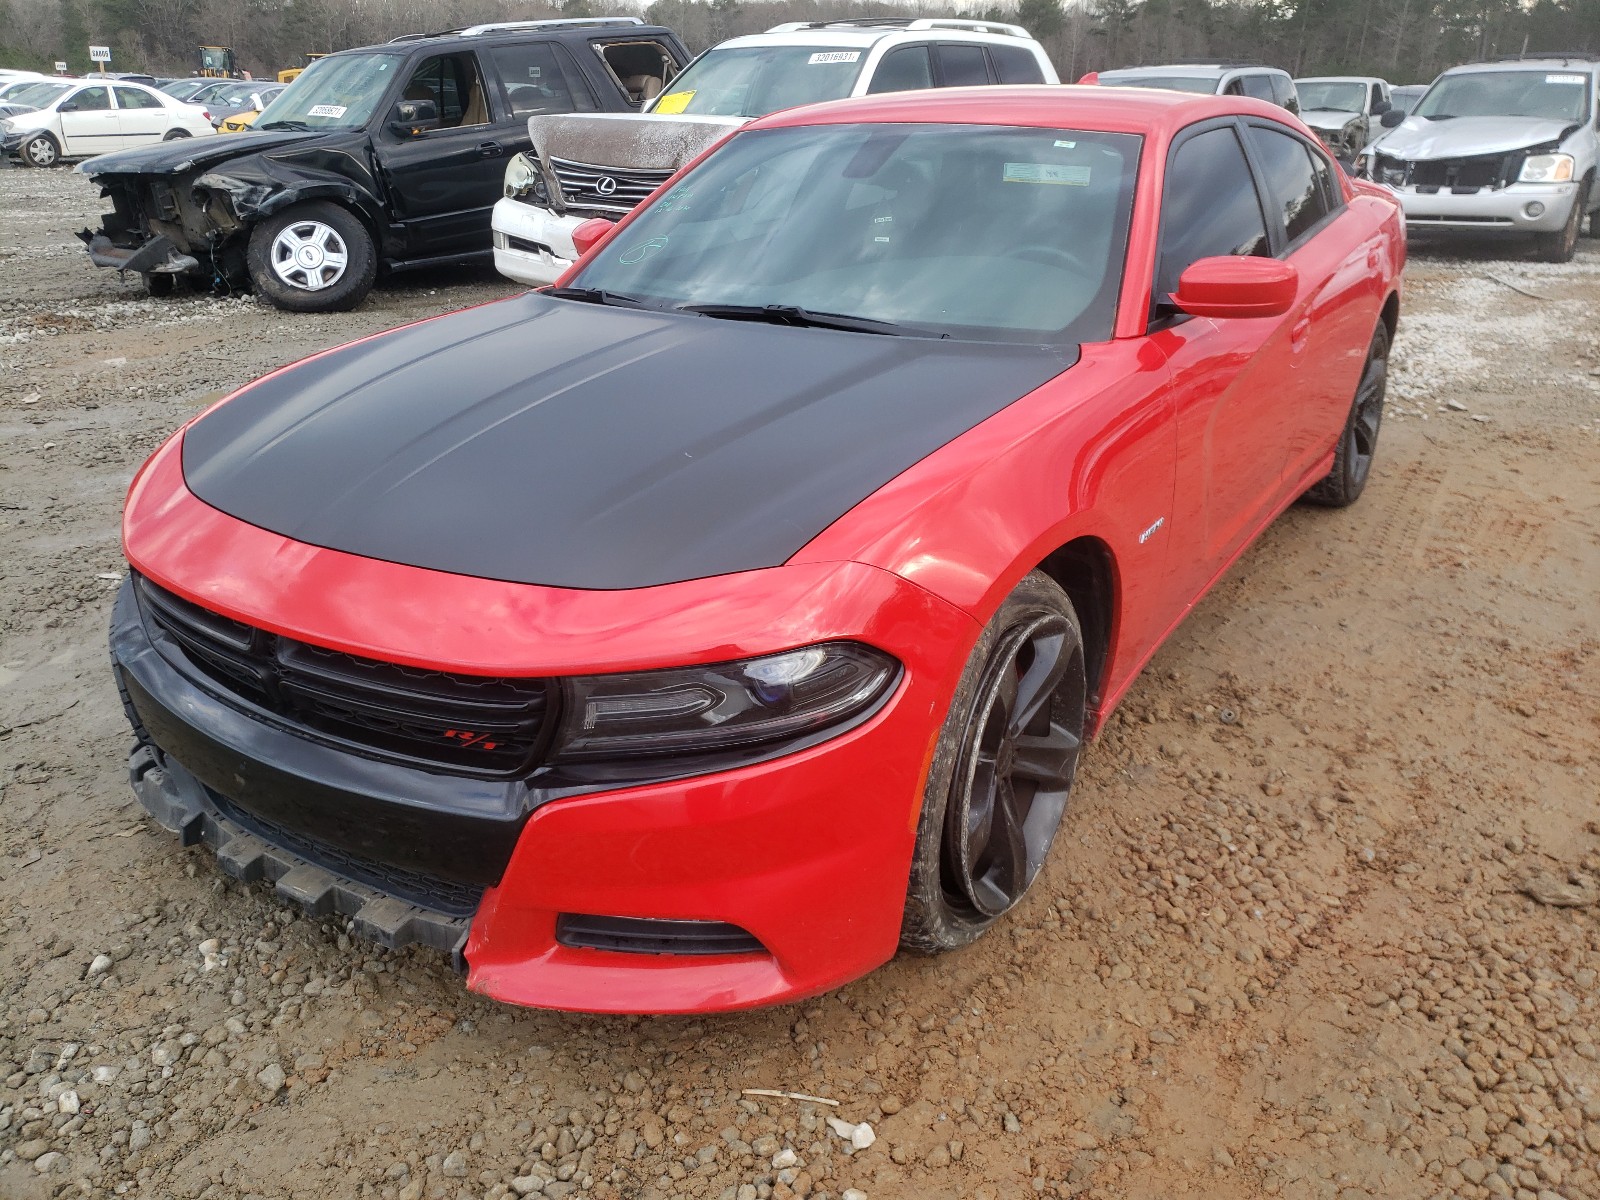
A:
[134,574,554,776]
[550,157,675,218]
[556,914,766,956]
[1375,152,1515,192]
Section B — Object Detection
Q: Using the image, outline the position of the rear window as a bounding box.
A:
[991,44,1046,85]
[936,45,990,87]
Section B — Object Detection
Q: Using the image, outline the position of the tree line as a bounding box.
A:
[2,0,1595,88]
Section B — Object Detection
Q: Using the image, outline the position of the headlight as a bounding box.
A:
[503,152,549,203]
[1519,153,1574,183]
[553,642,900,761]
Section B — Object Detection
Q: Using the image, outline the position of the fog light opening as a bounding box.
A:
[1523,202,1545,219]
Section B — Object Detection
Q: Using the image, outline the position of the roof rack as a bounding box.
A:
[460,17,644,36]
[766,17,1031,38]
[1486,52,1600,63]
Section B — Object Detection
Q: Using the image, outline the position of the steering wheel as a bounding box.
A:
[1006,243,1095,275]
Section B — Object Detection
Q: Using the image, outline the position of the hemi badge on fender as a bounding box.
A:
[1139,517,1165,544]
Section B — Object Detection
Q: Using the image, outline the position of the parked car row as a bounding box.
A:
[62,25,1600,305]
[0,78,216,166]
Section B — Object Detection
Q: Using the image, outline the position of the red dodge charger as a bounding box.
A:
[112,87,1404,1013]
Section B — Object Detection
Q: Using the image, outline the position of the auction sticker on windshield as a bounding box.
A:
[308,104,347,118]
[1004,162,1092,186]
[654,91,695,114]
[1545,74,1585,85]
[809,52,861,64]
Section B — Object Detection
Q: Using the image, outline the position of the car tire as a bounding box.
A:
[1582,176,1599,239]
[162,129,191,141]
[1304,321,1388,508]
[20,133,60,168]
[1533,181,1586,263]
[246,201,376,313]
[900,570,1087,953]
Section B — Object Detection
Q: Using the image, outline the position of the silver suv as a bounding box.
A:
[1358,54,1600,262]
[1094,63,1299,114]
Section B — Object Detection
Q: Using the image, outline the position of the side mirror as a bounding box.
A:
[388,98,438,135]
[1170,257,1298,320]
[571,217,615,257]
[1380,108,1405,128]
[1372,98,1390,115]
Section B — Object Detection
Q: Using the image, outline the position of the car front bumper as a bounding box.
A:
[491,196,582,287]
[1380,180,1580,233]
[114,436,980,1012]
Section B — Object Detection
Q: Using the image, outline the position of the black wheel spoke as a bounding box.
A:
[1007,624,1068,736]
[1010,724,1080,785]
[971,778,1028,914]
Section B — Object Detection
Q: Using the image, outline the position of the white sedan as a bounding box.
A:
[1,79,214,167]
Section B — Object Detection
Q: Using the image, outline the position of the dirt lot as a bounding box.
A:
[1,166,1598,1200]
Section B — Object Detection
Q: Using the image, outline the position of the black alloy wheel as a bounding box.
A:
[1304,321,1388,508]
[902,571,1087,951]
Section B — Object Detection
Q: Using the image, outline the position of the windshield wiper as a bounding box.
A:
[543,285,657,309]
[257,119,315,131]
[675,302,925,336]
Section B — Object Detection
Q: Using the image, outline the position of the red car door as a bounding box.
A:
[1240,121,1383,487]
[1145,121,1298,598]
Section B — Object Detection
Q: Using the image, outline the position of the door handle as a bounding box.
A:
[477,141,503,158]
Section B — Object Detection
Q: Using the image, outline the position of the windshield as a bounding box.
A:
[1297,81,1365,112]
[255,52,400,131]
[1099,75,1218,95]
[568,123,1139,344]
[211,82,260,106]
[8,81,71,108]
[650,46,868,118]
[1413,70,1591,122]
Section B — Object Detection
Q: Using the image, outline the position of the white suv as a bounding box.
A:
[1358,55,1600,262]
[492,18,1058,286]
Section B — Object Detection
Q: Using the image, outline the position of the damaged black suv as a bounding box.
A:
[76,18,688,311]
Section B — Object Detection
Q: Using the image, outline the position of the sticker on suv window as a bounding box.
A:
[1545,74,1585,84]
[1003,162,1092,186]
[808,51,861,65]
[653,90,695,114]
[308,104,347,118]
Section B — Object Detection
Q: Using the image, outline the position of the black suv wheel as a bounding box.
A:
[246,202,377,313]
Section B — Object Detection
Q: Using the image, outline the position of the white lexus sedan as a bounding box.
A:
[1,79,215,167]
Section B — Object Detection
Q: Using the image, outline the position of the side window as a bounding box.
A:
[1156,126,1270,301]
[1222,78,1244,96]
[595,39,682,106]
[990,44,1046,85]
[1240,74,1275,102]
[490,42,598,115]
[1370,83,1384,111]
[67,86,111,111]
[1271,75,1297,112]
[936,44,991,88]
[1245,125,1333,244]
[866,46,933,95]
[114,86,162,110]
[401,53,490,129]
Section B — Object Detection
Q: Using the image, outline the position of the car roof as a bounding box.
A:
[715,23,1037,50]
[1295,75,1385,84]
[1102,63,1286,79]
[1442,57,1600,75]
[747,84,1296,137]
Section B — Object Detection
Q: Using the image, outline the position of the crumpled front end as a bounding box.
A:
[75,132,379,286]
[76,169,234,281]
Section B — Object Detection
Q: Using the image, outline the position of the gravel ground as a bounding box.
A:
[1,168,1598,1200]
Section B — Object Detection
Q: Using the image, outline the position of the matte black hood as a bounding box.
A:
[182,293,1072,590]
[78,129,322,177]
